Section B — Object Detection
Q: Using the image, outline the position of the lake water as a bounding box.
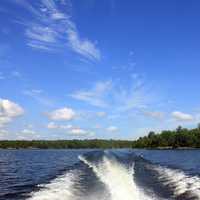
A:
[0,149,200,200]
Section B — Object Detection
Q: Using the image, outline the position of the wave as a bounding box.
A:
[153,165,200,199]
[26,151,200,200]
[27,170,79,200]
[79,153,156,200]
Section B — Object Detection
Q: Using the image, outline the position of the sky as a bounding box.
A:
[1,0,200,140]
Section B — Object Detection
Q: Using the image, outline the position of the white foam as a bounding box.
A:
[153,165,200,199]
[79,155,155,200]
[27,170,78,200]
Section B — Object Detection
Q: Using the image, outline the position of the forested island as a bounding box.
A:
[0,139,133,149]
[1,124,200,149]
[133,124,200,149]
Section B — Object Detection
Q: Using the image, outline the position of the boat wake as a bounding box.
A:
[79,154,154,200]
[27,170,79,200]
[27,151,200,200]
[154,165,200,199]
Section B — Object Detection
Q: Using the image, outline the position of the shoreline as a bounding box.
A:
[0,147,199,150]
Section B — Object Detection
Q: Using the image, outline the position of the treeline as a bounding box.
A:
[133,124,200,148]
[1,125,200,149]
[0,139,133,149]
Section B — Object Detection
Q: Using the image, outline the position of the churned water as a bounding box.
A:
[1,149,200,200]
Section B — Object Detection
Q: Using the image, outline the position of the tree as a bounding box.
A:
[132,123,200,148]
[197,123,200,130]
[176,126,182,133]
[148,131,155,138]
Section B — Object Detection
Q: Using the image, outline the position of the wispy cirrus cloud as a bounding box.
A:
[70,77,155,112]
[13,0,101,61]
[0,71,22,80]
[70,80,112,107]
[67,28,100,61]
[23,89,54,107]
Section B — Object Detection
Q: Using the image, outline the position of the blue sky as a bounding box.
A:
[1,0,200,140]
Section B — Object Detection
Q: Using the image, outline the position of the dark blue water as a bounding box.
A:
[0,149,200,200]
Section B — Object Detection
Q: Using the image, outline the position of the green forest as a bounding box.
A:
[0,139,133,149]
[133,124,200,148]
[1,124,200,149]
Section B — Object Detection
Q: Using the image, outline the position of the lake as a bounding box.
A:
[0,149,200,200]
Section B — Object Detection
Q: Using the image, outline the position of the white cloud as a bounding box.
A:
[171,111,194,121]
[143,111,164,119]
[14,0,101,61]
[106,126,119,132]
[0,129,9,139]
[47,122,94,137]
[24,89,43,95]
[0,100,24,117]
[47,107,76,121]
[51,12,66,20]
[25,25,57,43]
[22,129,36,134]
[47,122,58,129]
[16,128,41,140]
[70,128,86,135]
[0,129,8,135]
[70,78,154,112]
[69,128,95,137]
[67,28,100,60]
[23,89,53,106]
[47,122,95,137]
[70,80,112,107]
[27,42,55,51]
[60,124,73,129]
[115,80,152,112]
[0,99,24,127]
[96,111,107,117]
[0,117,11,128]
[0,71,22,80]
[47,122,72,129]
